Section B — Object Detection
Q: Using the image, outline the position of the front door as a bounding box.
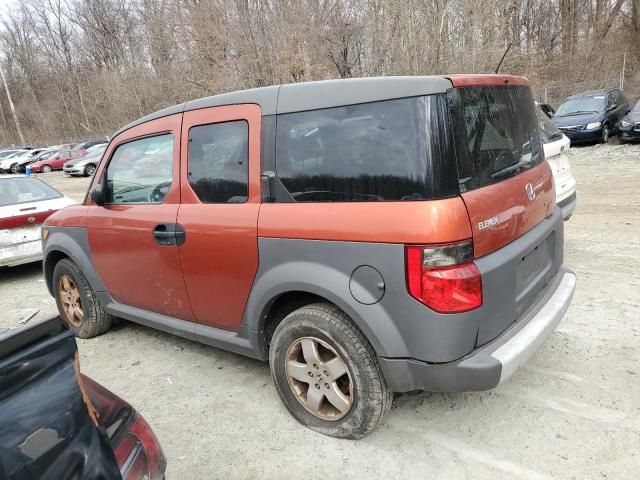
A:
[177,105,261,331]
[86,114,195,321]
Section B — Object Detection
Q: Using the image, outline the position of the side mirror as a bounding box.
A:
[90,183,105,206]
[608,104,617,111]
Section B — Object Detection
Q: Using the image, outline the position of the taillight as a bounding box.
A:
[405,241,482,313]
[115,413,166,480]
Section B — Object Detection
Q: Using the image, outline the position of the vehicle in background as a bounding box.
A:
[28,149,86,173]
[536,104,576,220]
[0,175,75,267]
[64,144,107,176]
[0,149,26,161]
[538,103,555,118]
[44,75,576,439]
[0,317,166,480]
[0,148,48,174]
[76,139,108,150]
[619,99,640,143]
[552,88,630,144]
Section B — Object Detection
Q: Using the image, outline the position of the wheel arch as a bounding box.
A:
[245,270,406,362]
[44,228,106,296]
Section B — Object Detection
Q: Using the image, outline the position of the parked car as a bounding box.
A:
[0,316,166,480]
[0,151,27,172]
[63,144,107,176]
[43,75,576,439]
[0,175,75,267]
[0,148,49,174]
[29,149,86,173]
[0,149,26,161]
[552,88,630,144]
[77,139,108,150]
[619,99,640,143]
[536,104,577,220]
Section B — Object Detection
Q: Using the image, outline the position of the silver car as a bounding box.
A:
[63,145,106,177]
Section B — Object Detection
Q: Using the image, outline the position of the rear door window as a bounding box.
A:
[187,120,248,203]
[274,96,458,202]
[449,86,544,192]
[535,105,563,143]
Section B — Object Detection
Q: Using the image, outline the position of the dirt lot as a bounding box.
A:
[1,143,639,480]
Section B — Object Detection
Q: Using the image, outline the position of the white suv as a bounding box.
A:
[537,104,577,219]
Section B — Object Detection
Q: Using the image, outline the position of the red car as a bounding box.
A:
[29,149,86,173]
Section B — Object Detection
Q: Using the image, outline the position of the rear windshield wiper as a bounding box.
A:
[489,157,531,183]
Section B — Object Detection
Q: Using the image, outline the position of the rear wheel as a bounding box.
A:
[53,259,112,338]
[41,164,53,173]
[83,164,96,176]
[601,125,610,144]
[269,303,392,439]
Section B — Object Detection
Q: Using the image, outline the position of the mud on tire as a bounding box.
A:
[269,302,393,439]
[53,258,113,339]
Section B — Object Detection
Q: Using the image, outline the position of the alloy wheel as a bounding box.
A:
[285,336,353,421]
[58,274,84,327]
[85,164,96,176]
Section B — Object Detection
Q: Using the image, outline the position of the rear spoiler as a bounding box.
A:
[446,74,530,87]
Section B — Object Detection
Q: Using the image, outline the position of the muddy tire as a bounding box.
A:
[269,302,393,439]
[53,258,112,338]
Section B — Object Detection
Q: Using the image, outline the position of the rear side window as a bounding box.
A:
[0,177,62,206]
[187,120,248,203]
[105,134,173,204]
[449,86,544,192]
[275,96,458,202]
[535,105,563,143]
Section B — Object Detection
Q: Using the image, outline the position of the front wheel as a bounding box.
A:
[53,259,113,338]
[269,303,392,439]
[41,164,53,173]
[83,164,96,176]
[601,126,610,144]
[10,163,19,174]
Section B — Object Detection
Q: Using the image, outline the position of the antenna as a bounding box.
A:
[495,42,513,74]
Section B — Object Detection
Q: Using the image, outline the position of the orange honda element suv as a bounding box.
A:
[43,75,576,438]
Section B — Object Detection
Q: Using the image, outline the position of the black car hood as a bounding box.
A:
[552,112,601,127]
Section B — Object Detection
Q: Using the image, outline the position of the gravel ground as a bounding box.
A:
[1,143,639,480]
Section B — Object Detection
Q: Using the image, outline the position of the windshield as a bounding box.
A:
[450,85,544,192]
[0,177,63,206]
[536,105,563,143]
[556,96,605,116]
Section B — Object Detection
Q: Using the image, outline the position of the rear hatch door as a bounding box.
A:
[448,83,560,344]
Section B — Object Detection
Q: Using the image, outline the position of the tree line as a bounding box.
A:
[0,0,638,145]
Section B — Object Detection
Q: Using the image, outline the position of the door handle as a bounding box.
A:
[153,224,186,246]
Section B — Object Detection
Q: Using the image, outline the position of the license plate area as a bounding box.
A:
[515,232,554,303]
[0,224,42,247]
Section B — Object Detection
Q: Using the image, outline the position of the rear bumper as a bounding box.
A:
[558,192,576,220]
[0,239,43,267]
[379,268,576,392]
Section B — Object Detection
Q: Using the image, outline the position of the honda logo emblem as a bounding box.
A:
[525,183,536,201]
[27,216,36,223]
